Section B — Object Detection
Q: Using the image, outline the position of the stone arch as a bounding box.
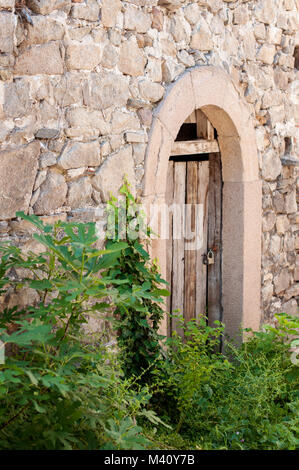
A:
[143,66,262,340]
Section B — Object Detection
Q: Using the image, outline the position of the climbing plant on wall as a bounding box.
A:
[105,182,169,384]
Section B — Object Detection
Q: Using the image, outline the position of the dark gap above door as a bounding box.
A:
[175,123,198,141]
[169,153,210,162]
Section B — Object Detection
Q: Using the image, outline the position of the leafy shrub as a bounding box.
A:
[0,212,163,450]
[152,315,230,432]
[151,313,299,450]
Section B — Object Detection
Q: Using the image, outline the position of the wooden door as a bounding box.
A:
[166,152,222,334]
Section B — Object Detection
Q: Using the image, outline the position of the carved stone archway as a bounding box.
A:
[143,66,262,340]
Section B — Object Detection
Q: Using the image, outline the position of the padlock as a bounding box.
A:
[203,249,215,265]
[207,249,215,265]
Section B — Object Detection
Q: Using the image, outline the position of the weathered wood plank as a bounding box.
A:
[171,161,186,335]
[184,110,196,124]
[165,160,174,336]
[207,152,222,326]
[196,161,209,319]
[171,139,219,156]
[184,161,197,323]
[196,109,214,141]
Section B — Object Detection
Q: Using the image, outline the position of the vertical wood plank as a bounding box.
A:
[207,121,214,141]
[184,161,197,323]
[196,109,214,141]
[165,160,173,336]
[184,111,196,124]
[172,162,186,335]
[196,161,209,319]
[207,152,222,326]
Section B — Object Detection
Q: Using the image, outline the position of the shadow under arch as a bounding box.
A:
[143,66,262,341]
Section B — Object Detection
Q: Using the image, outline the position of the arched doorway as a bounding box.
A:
[143,66,262,341]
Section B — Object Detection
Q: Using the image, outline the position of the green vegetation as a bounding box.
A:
[148,313,299,450]
[105,184,167,383]
[0,184,298,450]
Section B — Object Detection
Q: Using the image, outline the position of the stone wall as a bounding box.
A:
[0,0,298,322]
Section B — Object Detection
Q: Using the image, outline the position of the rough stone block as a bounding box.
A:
[125,131,147,143]
[274,69,289,90]
[274,269,291,294]
[145,57,162,83]
[158,0,184,11]
[257,44,276,65]
[25,16,65,45]
[111,110,140,134]
[27,0,71,15]
[14,42,64,76]
[262,89,282,109]
[233,5,249,25]
[138,80,164,103]
[152,7,164,31]
[0,11,14,54]
[183,3,201,25]
[262,150,282,181]
[34,169,47,191]
[3,79,31,118]
[93,146,135,201]
[0,142,40,220]
[277,11,299,31]
[281,299,298,315]
[267,105,285,127]
[262,283,273,303]
[40,151,57,168]
[190,21,213,51]
[276,215,290,234]
[53,74,84,107]
[162,57,184,83]
[67,177,93,208]
[35,128,60,139]
[285,191,297,214]
[119,38,145,77]
[269,234,281,257]
[69,26,91,42]
[71,0,100,21]
[33,170,67,215]
[254,1,276,24]
[124,4,151,33]
[58,141,101,169]
[170,15,191,43]
[161,38,177,57]
[262,211,276,232]
[66,44,102,71]
[137,107,152,127]
[133,143,146,165]
[242,30,256,61]
[177,49,195,67]
[254,23,266,40]
[245,62,274,90]
[0,1,15,9]
[266,26,282,45]
[101,0,122,28]
[101,43,119,69]
[66,107,110,134]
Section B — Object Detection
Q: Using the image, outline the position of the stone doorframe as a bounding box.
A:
[142,66,262,340]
